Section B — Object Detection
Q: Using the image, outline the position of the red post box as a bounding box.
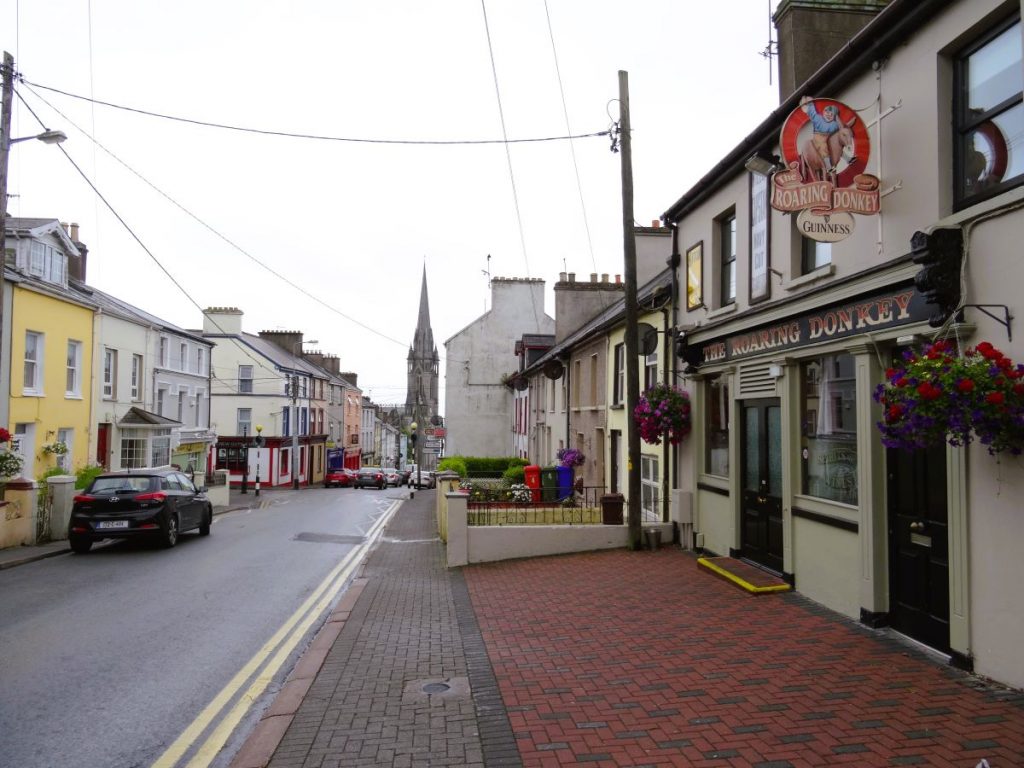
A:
[523,464,541,502]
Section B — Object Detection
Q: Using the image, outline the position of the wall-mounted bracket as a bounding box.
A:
[960,304,1013,341]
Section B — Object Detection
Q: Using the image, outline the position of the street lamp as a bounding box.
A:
[291,339,318,490]
[254,424,264,496]
[240,424,249,494]
[0,51,67,427]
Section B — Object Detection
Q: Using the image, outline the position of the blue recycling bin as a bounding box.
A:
[556,465,574,500]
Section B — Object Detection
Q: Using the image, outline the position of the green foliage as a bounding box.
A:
[75,464,105,489]
[40,466,70,481]
[502,464,525,484]
[437,457,468,477]
[441,455,529,477]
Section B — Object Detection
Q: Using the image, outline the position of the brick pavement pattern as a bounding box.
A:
[465,549,1024,767]
[267,492,517,768]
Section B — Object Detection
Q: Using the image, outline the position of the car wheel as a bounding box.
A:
[69,536,92,554]
[199,506,212,536]
[162,512,180,548]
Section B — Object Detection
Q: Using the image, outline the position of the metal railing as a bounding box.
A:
[465,484,607,526]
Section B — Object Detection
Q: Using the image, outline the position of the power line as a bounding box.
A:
[20,77,609,146]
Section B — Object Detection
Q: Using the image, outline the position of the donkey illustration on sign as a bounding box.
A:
[799,95,857,184]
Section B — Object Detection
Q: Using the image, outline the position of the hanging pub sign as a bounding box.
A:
[770,96,881,243]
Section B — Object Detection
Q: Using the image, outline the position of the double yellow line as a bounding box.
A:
[152,501,398,768]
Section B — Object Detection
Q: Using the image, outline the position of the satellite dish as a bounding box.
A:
[543,359,564,380]
[637,322,658,356]
[513,375,529,391]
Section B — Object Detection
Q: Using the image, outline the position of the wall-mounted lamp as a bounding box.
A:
[768,363,785,379]
[744,151,783,176]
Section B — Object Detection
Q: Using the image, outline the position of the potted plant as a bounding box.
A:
[634,383,692,445]
[874,340,1024,455]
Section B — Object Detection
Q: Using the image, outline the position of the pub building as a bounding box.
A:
[661,0,1024,690]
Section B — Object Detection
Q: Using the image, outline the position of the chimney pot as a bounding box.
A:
[568,272,576,283]
[70,222,80,241]
[601,273,609,283]
[651,220,659,227]
[615,274,622,284]
[559,271,567,282]
[590,273,598,283]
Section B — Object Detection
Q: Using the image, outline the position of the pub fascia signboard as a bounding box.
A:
[697,285,929,365]
[770,97,881,243]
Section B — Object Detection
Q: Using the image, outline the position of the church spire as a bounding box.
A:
[406,265,439,419]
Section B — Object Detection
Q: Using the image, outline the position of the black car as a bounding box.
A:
[68,469,213,553]
[353,467,386,489]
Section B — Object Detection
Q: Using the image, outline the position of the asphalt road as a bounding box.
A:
[0,486,403,768]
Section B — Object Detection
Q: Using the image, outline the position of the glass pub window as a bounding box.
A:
[955,16,1023,207]
[705,376,730,477]
[720,215,737,305]
[802,238,831,274]
[800,353,857,505]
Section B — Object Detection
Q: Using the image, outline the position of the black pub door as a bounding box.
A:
[741,399,784,573]
[887,444,950,652]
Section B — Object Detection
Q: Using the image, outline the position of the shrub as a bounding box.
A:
[502,464,525,484]
[75,464,105,489]
[437,457,468,477]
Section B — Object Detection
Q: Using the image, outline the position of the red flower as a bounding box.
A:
[886,405,904,422]
[1014,383,1024,396]
[0,427,9,443]
[957,379,975,393]
[986,392,1005,405]
[917,382,942,401]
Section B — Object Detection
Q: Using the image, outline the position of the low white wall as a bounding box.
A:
[445,492,673,567]
[206,469,230,509]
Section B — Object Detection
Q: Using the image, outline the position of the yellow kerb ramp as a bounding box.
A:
[697,556,792,595]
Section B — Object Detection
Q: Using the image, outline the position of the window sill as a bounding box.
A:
[22,390,44,398]
[64,394,83,400]
[706,303,737,320]
[609,403,624,410]
[784,263,834,291]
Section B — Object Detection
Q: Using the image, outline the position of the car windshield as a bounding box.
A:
[88,476,156,494]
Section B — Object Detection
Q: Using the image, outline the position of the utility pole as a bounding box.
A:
[0,52,15,429]
[618,70,643,551]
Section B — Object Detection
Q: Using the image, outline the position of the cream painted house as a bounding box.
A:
[661,0,1024,689]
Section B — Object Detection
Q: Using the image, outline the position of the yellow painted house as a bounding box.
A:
[4,219,95,480]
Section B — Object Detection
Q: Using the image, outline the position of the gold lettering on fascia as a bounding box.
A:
[701,290,915,363]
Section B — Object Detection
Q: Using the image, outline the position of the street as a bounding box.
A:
[0,487,402,768]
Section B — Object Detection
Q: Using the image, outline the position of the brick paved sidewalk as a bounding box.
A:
[262,490,518,768]
[464,549,1024,767]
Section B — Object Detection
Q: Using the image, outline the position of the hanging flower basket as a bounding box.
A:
[42,441,69,456]
[556,448,585,468]
[635,383,692,445]
[0,450,24,478]
[0,427,11,444]
[874,340,1024,455]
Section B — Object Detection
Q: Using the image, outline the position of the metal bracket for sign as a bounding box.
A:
[865,98,902,129]
[960,304,1013,341]
[880,180,902,198]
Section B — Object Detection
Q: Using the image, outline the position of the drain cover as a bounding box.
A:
[422,682,451,694]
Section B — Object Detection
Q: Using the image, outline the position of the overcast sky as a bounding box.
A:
[2,0,781,413]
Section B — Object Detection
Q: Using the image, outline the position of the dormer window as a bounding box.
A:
[29,241,68,286]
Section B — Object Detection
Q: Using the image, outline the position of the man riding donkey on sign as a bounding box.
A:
[799,95,857,183]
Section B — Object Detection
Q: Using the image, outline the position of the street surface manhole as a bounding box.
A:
[403,677,470,703]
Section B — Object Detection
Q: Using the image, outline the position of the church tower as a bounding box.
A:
[406,266,439,420]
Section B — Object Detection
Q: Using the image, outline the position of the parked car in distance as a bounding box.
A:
[398,466,413,485]
[324,467,356,488]
[410,470,436,489]
[381,467,401,487]
[354,467,386,489]
[68,469,212,553]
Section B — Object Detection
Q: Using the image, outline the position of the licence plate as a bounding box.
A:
[97,520,129,530]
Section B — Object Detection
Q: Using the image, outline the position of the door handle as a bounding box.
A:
[909,521,925,532]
